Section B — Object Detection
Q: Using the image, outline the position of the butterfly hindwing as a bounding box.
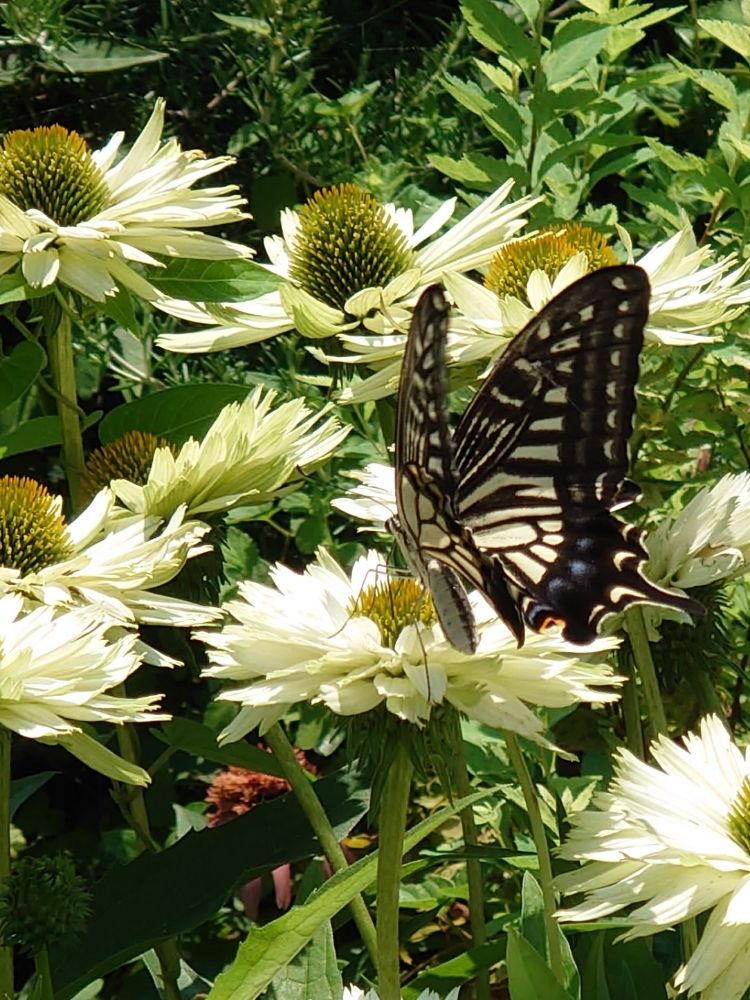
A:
[391,268,702,651]
[452,266,702,642]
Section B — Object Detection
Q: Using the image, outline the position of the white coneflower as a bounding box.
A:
[557,716,750,1000]
[197,549,619,745]
[0,98,249,302]
[155,180,537,354]
[0,593,166,784]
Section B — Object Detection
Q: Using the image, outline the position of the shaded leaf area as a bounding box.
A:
[98,384,253,445]
[51,768,370,999]
[156,719,288,779]
[207,794,484,1000]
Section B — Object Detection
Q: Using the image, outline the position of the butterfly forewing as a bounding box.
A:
[390,286,522,652]
[454,266,647,537]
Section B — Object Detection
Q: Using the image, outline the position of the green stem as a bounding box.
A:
[264,724,378,966]
[376,741,413,1000]
[447,714,490,1000]
[34,947,54,1000]
[682,916,698,960]
[625,607,667,741]
[504,731,563,984]
[619,651,645,759]
[46,310,85,510]
[0,728,11,1000]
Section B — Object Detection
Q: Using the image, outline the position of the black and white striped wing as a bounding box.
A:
[390,286,522,653]
[453,265,702,642]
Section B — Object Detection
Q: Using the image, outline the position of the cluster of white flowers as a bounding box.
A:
[557,716,750,1000]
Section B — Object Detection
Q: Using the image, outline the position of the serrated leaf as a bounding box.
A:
[429,152,522,188]
[56,39,167,72]
[0,340,45,412]
[543,21,611,88]
[460,0,540,66]
[643,138,706,172]
[668,59,738,112]
[699,18,750,59]
[98,384,252,445]
[506,928,573,1000]
[148,258,280,303]
[51,769,370,999]
[263,923,342,1000]
[207,793,483,1000]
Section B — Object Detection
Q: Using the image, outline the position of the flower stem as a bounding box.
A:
[619,651,645,759]
[447,713,490,1000]
[0,728,11,1000]
[376,740,413,1000]
[625,607,667,740]
[263,723,378,966]
[45,308,85,510]
[504,731,563,984]
[34,947,54,1000]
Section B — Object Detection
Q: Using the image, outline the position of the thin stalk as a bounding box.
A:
[0,728,11,1000]
[504,731,563,984]
[34,948,54,1000]
[376,742,413,1000]
[447,713,490,1000]
[619,652,645,759]
[45,310,85,510]
[625,607,667,741]
[264,724,378,966]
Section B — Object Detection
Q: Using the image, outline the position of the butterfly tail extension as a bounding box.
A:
[425,562,478,654]
[520,518,704,644]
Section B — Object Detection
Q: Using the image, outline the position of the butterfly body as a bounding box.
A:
[391,267,702,652]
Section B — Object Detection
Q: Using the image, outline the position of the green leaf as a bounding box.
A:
[98,384,252,446]
[10,772,56,819]
[295,516,327,554]
[263,922,342,1000]
[698,18,750,60]
[155,719,287,778]
[543,21,612,88]
[429,152,524,188]
[460,0,540,66]
[50,769,370,999]
[403,939,507,999]
[506,928,574,1000]
[207,793,483,1000]
[101,286,138,333]
[0,272,35,305]
[0,340,45,412]
[148,258,281,303]
[0,411,99,457]
[56,40,167,72]
[214,12,272,34]
[643,138,706,173]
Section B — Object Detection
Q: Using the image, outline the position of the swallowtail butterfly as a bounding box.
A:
[389,266,703,654]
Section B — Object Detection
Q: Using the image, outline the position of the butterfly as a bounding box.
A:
[388,266,703,654]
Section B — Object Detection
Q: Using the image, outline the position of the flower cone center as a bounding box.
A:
[485,223,619,301]
[81,431,176,503]
[728,774,750,856]
[0,476,72,574]
[349,576,435,648]
[0,125,108,226]
[288,184,415,311]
